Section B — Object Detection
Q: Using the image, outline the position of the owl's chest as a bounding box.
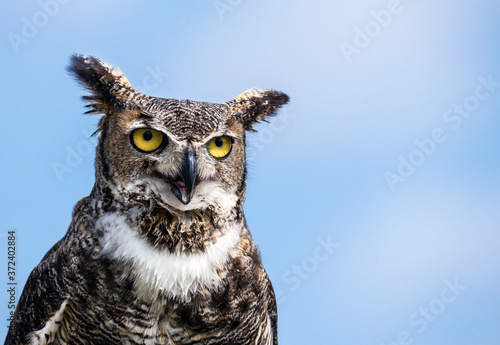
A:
[65,259,267,345]
[62,297,264,345]
[43,212,270,345]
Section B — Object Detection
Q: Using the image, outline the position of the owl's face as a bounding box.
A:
[69,55,288,212]
[101,98,247,211]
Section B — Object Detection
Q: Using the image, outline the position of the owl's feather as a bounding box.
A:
[67,54,138,119]
[6,237,70,345]
[227,88,290,131]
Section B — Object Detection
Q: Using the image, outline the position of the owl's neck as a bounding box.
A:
[88,182,245,254]
[85,182,249,303]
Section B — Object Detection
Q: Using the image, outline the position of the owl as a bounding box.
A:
[5,55,289,345]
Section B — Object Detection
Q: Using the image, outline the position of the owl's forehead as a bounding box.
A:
[140,98,229,141]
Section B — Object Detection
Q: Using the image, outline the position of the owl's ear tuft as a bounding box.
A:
[226,89,289,131]
[67,54,136,115]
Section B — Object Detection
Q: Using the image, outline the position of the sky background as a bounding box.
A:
[1,0,500,344]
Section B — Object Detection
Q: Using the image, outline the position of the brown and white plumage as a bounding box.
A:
[5,55,288,345]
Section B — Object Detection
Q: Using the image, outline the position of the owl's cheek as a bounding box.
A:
[118,160,156,185]
[192,180,239,211]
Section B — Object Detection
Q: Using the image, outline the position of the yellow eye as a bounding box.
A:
[207,136,232,158]
[131,128,166,153]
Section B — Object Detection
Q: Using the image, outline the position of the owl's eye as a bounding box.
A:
[131,128,166,153]
[207,136,233,158]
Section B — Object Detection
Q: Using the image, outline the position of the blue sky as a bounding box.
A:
[1,0,500,344]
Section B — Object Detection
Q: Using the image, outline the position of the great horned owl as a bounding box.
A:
[6,55,289,345]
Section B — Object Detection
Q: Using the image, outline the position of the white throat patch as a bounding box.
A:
[97,213,241,302]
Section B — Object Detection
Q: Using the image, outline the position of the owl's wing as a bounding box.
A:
[264,275,279,345]
[5,239,70,345]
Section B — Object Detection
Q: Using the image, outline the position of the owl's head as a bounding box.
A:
[68,55,289,212]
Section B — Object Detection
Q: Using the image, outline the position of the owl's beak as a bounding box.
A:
[171,149,197,205]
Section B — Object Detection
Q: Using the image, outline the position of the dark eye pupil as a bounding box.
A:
[143,131,153,141]
[215,138,223,147]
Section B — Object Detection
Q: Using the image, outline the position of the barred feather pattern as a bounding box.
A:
[7,189,277,345]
